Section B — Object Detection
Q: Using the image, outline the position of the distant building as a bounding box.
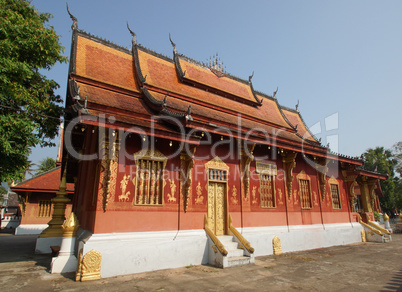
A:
[11,167,74,235]
[0,190,21,229]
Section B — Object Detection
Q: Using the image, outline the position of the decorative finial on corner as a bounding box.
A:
[273,87,278,99]
[295,99,299,111]
[169,33,177,53]
[66,3,78,30]
[126,22,137,45]
[248,71,254,83]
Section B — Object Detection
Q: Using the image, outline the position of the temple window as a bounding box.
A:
[208,169,228,182]
[133,148,167,206]
[330,184,341,209]
[37,200,52,217]
[299,179,312,209]
[329,176,341,209]
[256,162,277,208]
[259,174,276,208]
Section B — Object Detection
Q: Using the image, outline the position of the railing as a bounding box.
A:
[367,220,392,235]
[358,216,383,236]
[229,214,254,254]
[204,215,228,256]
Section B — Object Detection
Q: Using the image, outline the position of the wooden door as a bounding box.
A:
[207,182,226,235]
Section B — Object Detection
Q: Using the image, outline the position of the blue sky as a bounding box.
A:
[29,0,402,165]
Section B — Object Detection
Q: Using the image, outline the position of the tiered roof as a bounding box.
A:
[65,25,361,165]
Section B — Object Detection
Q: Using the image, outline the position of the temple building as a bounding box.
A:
[37,15,388,279]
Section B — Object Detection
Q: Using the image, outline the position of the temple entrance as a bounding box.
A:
[207,182,226,235]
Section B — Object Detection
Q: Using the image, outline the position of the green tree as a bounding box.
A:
[362,146,400,215]
[0,0,67,182]
[0,184,6,203]
[36,157,56,175]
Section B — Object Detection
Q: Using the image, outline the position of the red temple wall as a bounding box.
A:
[75,132,355,234]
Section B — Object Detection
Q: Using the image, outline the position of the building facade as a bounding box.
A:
[39,19,387,278]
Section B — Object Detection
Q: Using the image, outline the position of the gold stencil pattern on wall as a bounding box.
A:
[293,189,299,205]
[277,189,284,205]
[251,186,258,205]
[118,174,130,202]
[195,182,204,204]
[313,191,319,206]
[167,179,177,203]
[231,185,238,205]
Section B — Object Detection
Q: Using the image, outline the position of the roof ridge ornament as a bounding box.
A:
[295,99,299,112]
[169,33,177,53]
[273,87,278,99]
[66,3,78,30]
[126,22,137,45]
[248,71,254,83]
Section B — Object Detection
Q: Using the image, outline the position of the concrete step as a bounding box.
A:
[224,242,239,250]
[227,256,251,267]
[217,236,235,243]
[227,248,245,258]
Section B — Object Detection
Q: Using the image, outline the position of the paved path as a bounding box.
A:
[1,231,402,291]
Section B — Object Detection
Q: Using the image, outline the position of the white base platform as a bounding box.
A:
[35,236,62,254]
[51,255,78,273]
[15,224,48,235]
[77,222,363,279]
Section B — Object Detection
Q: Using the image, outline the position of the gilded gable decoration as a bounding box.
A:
[281,150,297,199]
[133,148,167,206]
[205,156,230,171]
[180,147,196,212]
[240,143,255,198]
[98,130,120,212]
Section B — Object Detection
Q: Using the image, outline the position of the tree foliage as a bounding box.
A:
[36,157,56,175]
[362,144,402,214]
[0,0,67,182]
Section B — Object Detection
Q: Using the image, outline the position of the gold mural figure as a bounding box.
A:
[293,189,299,204]
[231,185,238,205]
[251,186,258,205]
[313,191,318,206]
[167,179,177,203]
[277,189,284,205]
[118,174,130,202]
[195,182,204,204]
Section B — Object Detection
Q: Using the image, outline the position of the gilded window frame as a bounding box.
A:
[297,170,313,209]
[133,148,167,206]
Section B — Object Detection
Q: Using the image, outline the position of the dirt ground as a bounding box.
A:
[0,230,401,291]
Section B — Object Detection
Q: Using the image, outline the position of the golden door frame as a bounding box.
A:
[205,157,230,235]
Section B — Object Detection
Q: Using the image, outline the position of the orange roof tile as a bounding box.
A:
[178,58,256,103]
[282,107,319,143]
[137,49,294,130]
[11,167,74,193]
[75,35,140,93]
